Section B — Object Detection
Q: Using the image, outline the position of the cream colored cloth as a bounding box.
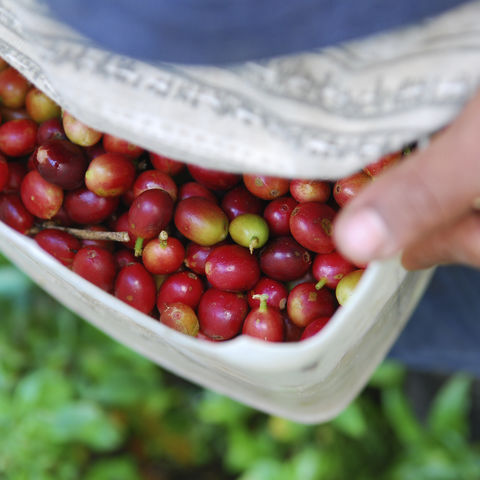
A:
[2,0,480,179]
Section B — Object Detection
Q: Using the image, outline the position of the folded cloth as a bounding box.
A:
[43,0,470,64]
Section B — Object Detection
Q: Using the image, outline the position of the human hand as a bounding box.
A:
[333,89,480,270]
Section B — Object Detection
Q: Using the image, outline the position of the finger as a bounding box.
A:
[401,212,480,270]
[334,89,480,266]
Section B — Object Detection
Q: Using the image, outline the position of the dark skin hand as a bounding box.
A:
[334,89,480,271]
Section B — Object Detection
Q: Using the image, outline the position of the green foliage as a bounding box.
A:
[0,257,480,479]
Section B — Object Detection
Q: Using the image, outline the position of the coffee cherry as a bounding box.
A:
[336,269,365,306]
[242,294,284,342]
[85,152,136,197]
[205,244,260,292]
[156,271,204,313]
[20,170,63,219]
[34,139,87,190]
[115,263,156,314]
[198,288,248,340]
[25,88,61,123]
[72,246,117,292]
[259,236,311,282]
[229,213,269,253]
[0,118,37,156]
[289,202,336,254]
[174,197,228,246]
[287,282,336,328]
[35,229,81,267]
[160,303,199,336]
[142,231,185,275]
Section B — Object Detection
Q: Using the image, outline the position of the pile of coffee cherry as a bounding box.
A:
[0,59,405,343]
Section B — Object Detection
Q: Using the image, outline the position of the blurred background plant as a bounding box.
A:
[1,254,480,480]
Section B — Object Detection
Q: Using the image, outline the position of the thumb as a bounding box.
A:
[333,89,480,266]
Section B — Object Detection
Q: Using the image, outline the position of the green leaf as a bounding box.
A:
[197,390,252,426]
[49,401,124,451]
[0,266,32,297]
[330,402,367,439]
[369,361,406,389]
[84,458,142,480]
[13,369,73,411]
[427,374,472,440]
[382,386,424,446]
[237,458,285,480]
[289,447,326,480]
[225,427,278,473]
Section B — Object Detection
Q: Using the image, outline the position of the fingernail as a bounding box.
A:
[335,208,392,263]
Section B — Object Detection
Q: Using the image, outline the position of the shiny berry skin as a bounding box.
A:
[36,118,66,144]
[333,171,372,207]
[20,170,63,220]
[114,211,138,250]
[229,213,269,253]
[242,295,284,342]
[72,246,117,292]
[0,68,30,108]
[64,188,119,225]
[0,119,37,157]
[2,161,26,193]
[243,174,290,200]
[300,317,331,340]
[184,242,218,275]
[25,87,61,123]
[248,277,288,310]
[290,179,331,203]
[0,155,8,191]
[62,111,102,147]
[312,251,356,290]
[283,315,304,342]
[263,196,298,237]
[103,133,143,159]
[128,189,174,240]
[336,269,365,306]
[34,139,87,190]
[35,229,81,267]
[142,232,185,275]
[114,263,156,314]
[0,193,34,233]
[188,164,240,191]
[114,248,138,269]
[160,303,199,337]
[149,152,185,176]
[178,182,217,203]
[156,271,204,313]
[259,236,311,282]
[220,185,264,221]
[85,152,136,197]
[205,244,260,292]
[174,197,228,246]
[133,170,177,201]
[197,288,248,340]
[289,202,336,254]
[287,282,336,328]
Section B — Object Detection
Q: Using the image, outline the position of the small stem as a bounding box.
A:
[315,278,327,290]
[158,230,168,248]
[134,237,144,257]
[252,293,269,313]
[30,222,130,242]
[249,236,259,254]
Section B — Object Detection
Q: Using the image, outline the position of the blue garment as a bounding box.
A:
[44,0,470,64]
[389,266,480,377]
